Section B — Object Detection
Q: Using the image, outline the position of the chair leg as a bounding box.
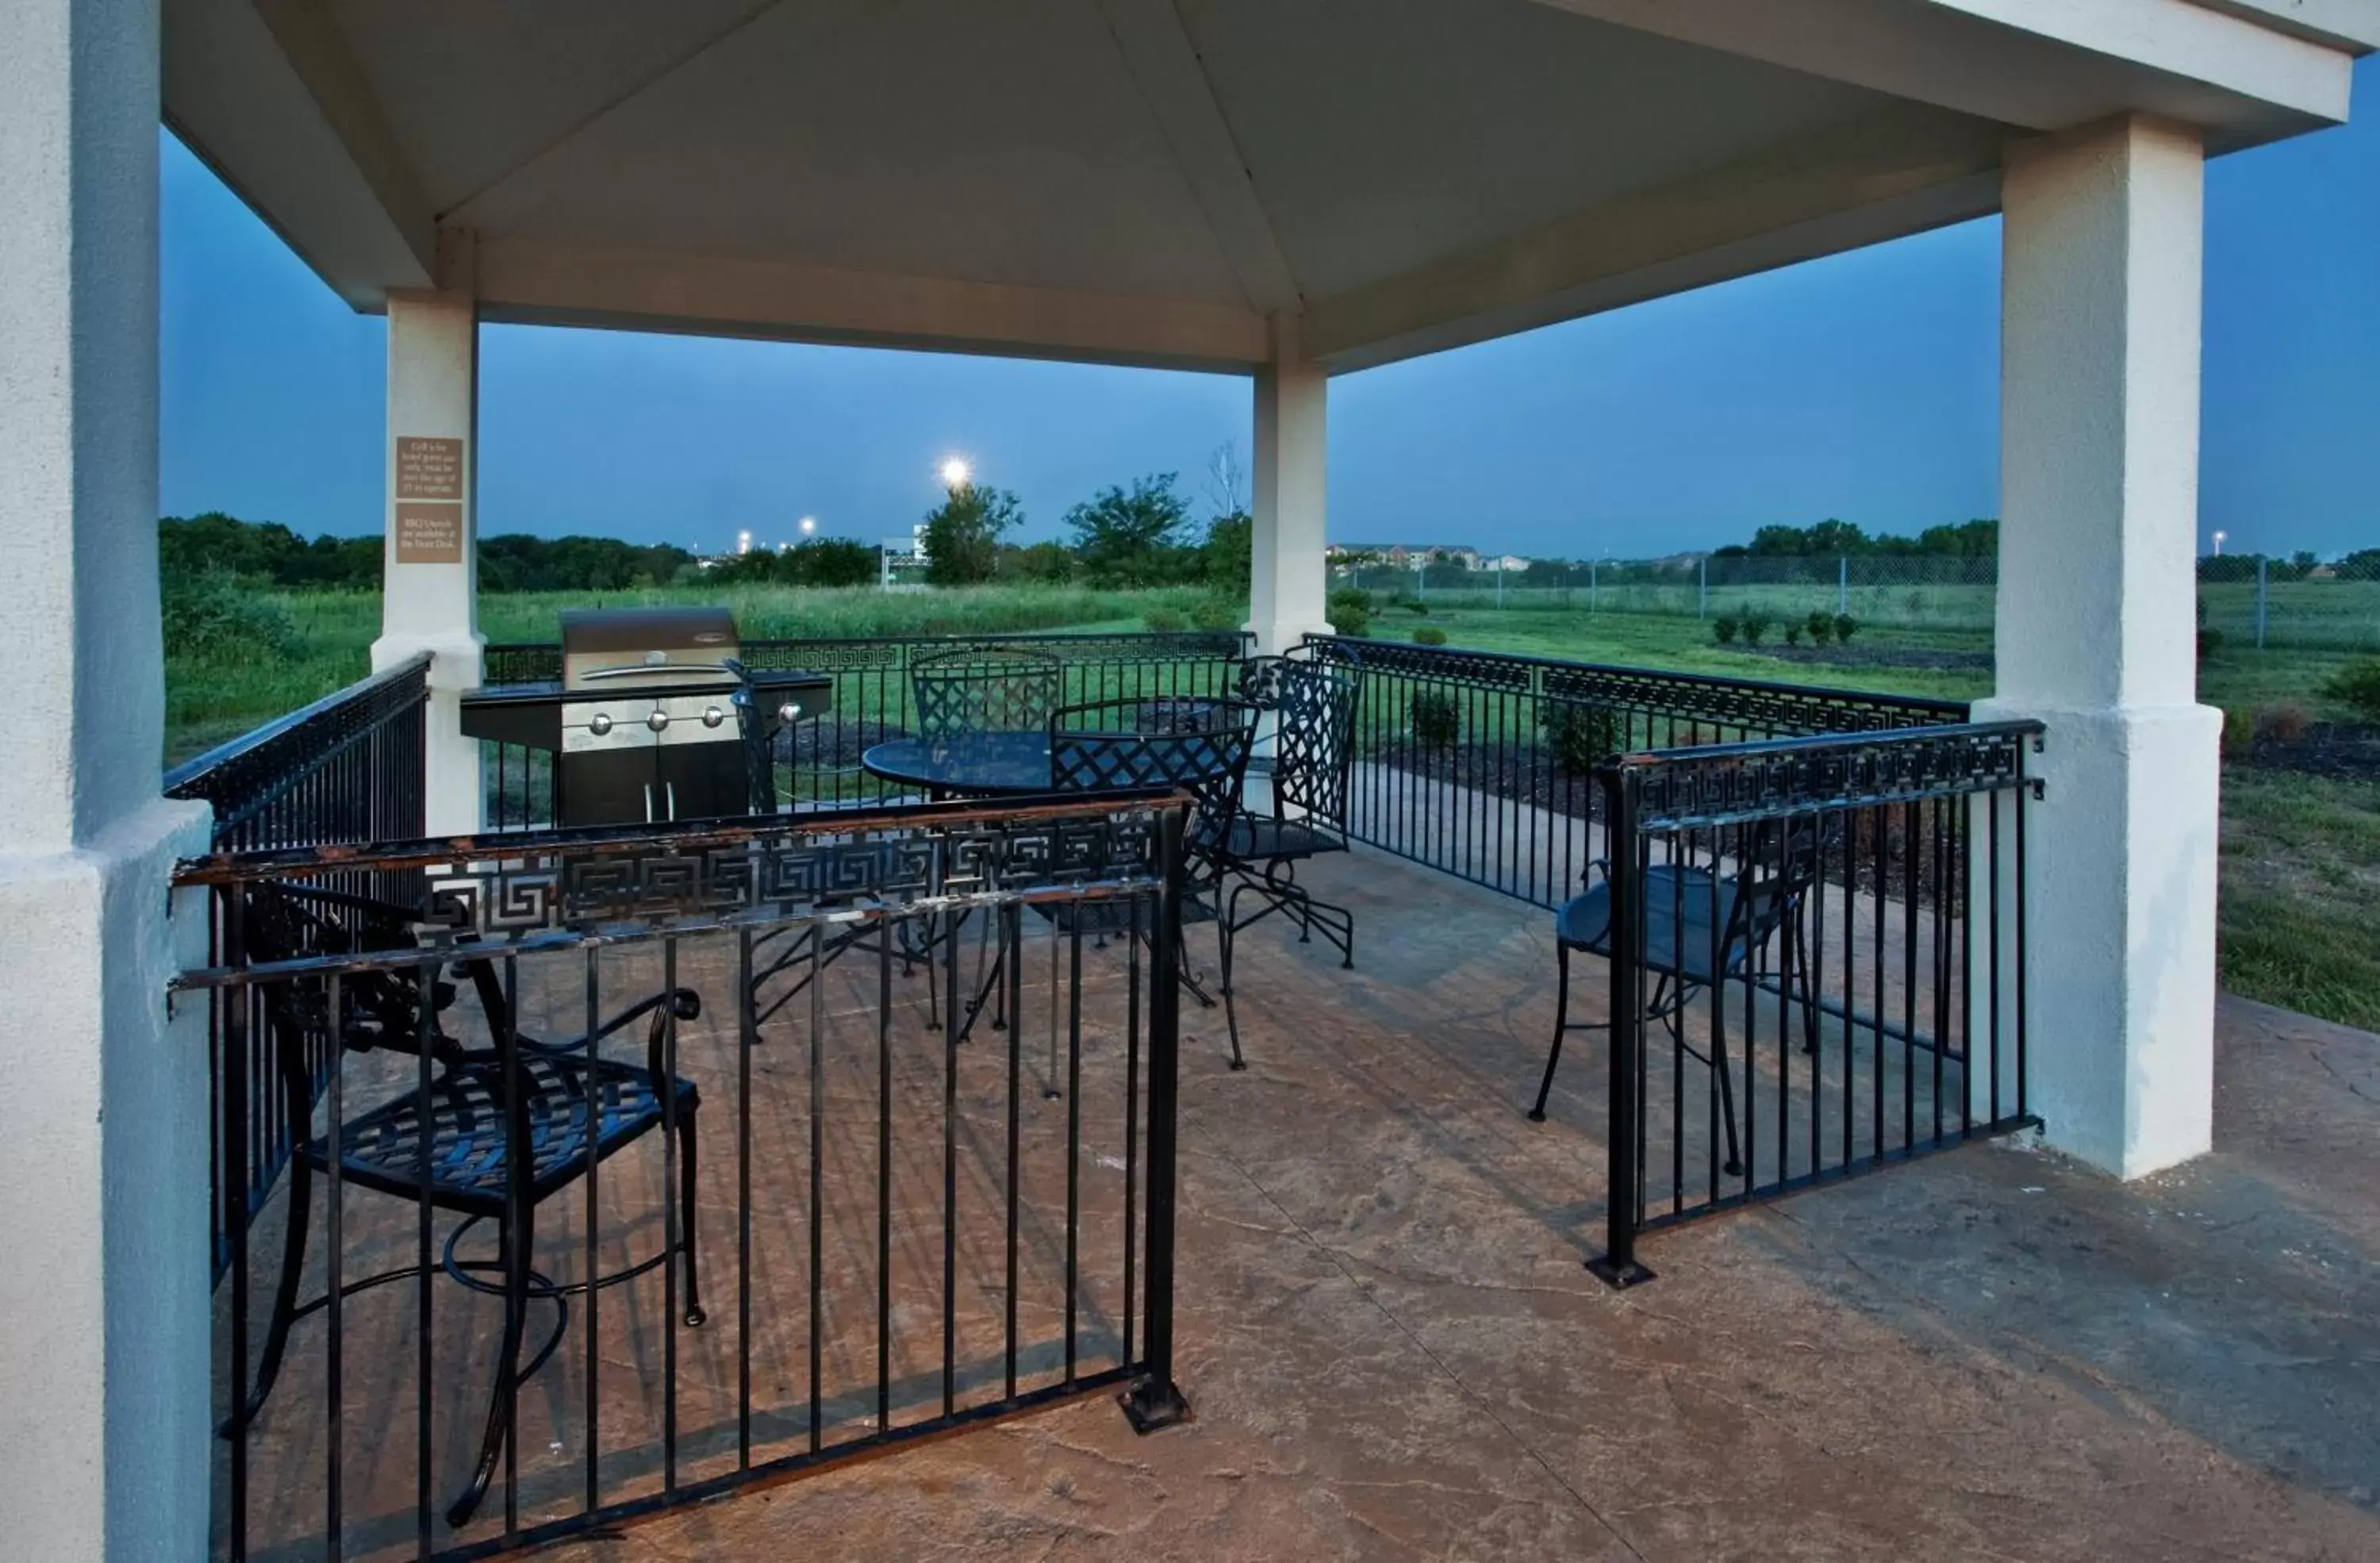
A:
[980,905,1005,1032]
[1709,1026,1745,1180]
[1529,943,1570,1122]
[1044,925,1062,1101]
[1218,910,1246,1071]
[449,1196,536,1529]
[1793,916,1820,1056]
[679,1109,706,1329]
[224,1154,313,1434]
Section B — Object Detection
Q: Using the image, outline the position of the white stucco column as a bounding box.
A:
[1979,114,2219,1180]
[373,240,485,835]
[0,0,214,1556]
[1250,314,1331,655]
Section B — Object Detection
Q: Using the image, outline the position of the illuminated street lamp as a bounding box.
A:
[2211,529,2227,556]
[939,457,972,490]
[799,515,816,536]
[736,528,752,555]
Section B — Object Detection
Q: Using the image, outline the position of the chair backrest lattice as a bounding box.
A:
[1241,656,1360,828]
[911,647,1064,739]
[1049,697,1261,880]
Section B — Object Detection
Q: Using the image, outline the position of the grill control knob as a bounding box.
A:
[587,712,612,736]
[777,702,801,724]
[703,705,725,728]
[647,709,670,732]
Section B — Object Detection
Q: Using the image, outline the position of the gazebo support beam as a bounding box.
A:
[474,237,1269,374]
[1979,113,2219,1179]
[0,0,213,1556]
[1525,0,2356,140]
[373,230,486,835]
[1304,102,2006,371]
[1249,315,1330,657]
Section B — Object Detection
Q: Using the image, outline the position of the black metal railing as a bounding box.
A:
[167,656,432,1276]
[167,654,431,853]
[478,631,1250,829]
[1588,721,2043,1283]
[1301,636,1969,909]
[175,792,1191,1561]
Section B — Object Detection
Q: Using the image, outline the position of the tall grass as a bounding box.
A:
[165,582,1240,761]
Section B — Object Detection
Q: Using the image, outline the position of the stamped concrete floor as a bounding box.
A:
[256,848,2380,1562]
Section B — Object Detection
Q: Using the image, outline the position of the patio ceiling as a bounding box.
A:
[165,0,2372,371]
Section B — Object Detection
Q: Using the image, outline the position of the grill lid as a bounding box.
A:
[560,606,736,657]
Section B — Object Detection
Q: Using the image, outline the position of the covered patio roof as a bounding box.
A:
[165,0,2375,371]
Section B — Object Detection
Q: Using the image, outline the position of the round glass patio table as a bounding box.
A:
[862,731,1057,797]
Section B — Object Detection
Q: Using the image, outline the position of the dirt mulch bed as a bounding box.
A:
[1734,644,1993,673]
[1368,739,1602,821]
[2239,721,2380,783]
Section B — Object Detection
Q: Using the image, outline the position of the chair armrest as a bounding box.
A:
[528,987,704,1061]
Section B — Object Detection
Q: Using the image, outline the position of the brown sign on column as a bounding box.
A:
[395,436,465,501]
[395,501,464,564]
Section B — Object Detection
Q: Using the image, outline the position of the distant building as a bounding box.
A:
[1329,543,1481,569]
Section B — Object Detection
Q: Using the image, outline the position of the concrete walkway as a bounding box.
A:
[521,852,2380,1561]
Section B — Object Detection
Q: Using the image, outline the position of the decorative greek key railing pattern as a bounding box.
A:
[174,798,1176,981]
[1624,722,2043,832]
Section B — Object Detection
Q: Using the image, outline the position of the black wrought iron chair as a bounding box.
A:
[910,645,1064,740]
[1041,696,1261,1068]
[1213,655,1361,1062]
[228,881,705,1529]
[1528,820,1825,1176]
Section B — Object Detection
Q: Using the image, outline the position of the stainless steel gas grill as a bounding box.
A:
[462,606,830,827]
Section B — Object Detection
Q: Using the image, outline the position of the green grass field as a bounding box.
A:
[166,584,2380,1031]
[1352,576,2380,652]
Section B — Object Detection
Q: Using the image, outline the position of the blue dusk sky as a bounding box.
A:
[161,60,2379,562]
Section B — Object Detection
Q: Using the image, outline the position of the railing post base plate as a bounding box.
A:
[1118,1377,1192,1434]
[1587,1254,1656,1290]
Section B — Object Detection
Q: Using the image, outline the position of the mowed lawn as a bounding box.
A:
[165,585,2380,1031]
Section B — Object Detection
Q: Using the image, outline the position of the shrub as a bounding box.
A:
[2257,702,2311,744]
[1739,610,1770,646]
[1142,607,1187,632]
[1783,623,1804,647]
[1541,701,1623,774]
[1326,586,1372,639]
[1806,610,1835,647]
[1411,690,1461,751]
[1412,625,1448,647]
[1833,613,1859,645]
[1713,614,1740,646]
[163,570,301,661]
[1394,593,1430,616]
[2325,659,2380,723]
[1188,597,1242,632]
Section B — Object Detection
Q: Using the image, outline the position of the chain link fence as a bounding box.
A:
[2198,554,2380,652]
[1332,551,2380,651]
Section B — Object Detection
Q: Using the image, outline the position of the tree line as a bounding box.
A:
[918,458,1252,593]
[1712,518,2000,559]
[161,442,1257,597]
[159,512,894,592]
[160,512,705,591]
